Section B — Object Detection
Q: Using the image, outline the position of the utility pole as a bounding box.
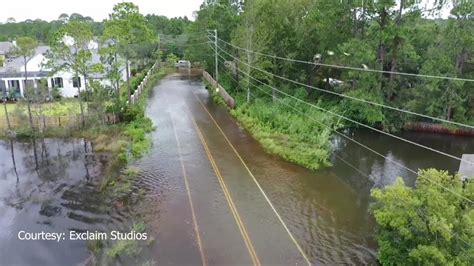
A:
[158,37,161,67]
[214,29,218,88]
[246,27,252,103]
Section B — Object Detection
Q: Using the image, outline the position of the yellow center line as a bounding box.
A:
[192,92,312,265]
[184,103,261,266]
[166,96,207,266]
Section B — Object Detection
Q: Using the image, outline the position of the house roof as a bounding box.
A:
[0,42,13,55]
[0,42,124,80]
[0,45,50,74]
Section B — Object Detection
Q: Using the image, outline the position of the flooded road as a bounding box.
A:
[0,138,127,265]
[1,70,471,265]
[138,70,473,265]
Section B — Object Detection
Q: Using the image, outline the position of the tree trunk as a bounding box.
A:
[377,7,389,91]
[272,57,277,103]
[352,6,358,37]
[114,52,120,98]
[246,26,253,103]
[3,101,11,130]
[388,1,404,101]
[388,39,401,100]
[361,2,366,38]
[9,139,19,182]
[24,56,34,130]
[76,71,85,128]
[126,57,131,105]
[307,64,315,97]
[32,138,39,171]
[84,73,89,96]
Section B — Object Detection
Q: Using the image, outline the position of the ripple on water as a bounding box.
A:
[0,138,130,265]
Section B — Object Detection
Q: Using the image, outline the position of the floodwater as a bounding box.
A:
[0,138,128,265]
[135,70,474,265]
[0,69,472,265]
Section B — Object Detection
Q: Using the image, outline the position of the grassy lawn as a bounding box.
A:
[0,100,86,118]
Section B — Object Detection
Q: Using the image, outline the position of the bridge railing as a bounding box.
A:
[202,71,235,109]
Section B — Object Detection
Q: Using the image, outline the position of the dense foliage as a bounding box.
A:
[371,169,473,265]
[186,0,474,129]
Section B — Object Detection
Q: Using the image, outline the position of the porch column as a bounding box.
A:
[19,79,24,97]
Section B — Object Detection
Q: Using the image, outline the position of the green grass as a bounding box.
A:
[105,222,147,259]
[0,100,86,118]
[231,97,334,170]
[213,74,338,170]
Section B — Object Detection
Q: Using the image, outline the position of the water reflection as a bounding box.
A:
[331,129,474,188]
[0,138,125,265]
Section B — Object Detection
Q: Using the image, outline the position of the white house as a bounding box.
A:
[0,42,128,98]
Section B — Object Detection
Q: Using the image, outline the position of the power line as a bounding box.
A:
[215,55,473,204]
[158,31,209,38]
[215,57,474,246]
[214,42,474,130]
[217,37,474,83]
[161,41,212,48]
[215,56,474,250]
[216,46,474,166]
[218,58,372,180]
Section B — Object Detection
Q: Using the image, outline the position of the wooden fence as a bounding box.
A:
[128,62,158,105]
[0,113,118,132]
[1,63,159,133]
[203,71,235,109]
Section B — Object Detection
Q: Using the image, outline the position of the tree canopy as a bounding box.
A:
[186,0,473,128]
[371,169,473,265]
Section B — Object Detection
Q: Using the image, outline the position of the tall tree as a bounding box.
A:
[103,2,153,105]
[2,98,11,131]
[185,0,239,77]
[48,20,98,127]
[58,13,69,23]
[11,36,38,130]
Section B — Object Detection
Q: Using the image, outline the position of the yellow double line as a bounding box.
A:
[186,103,261,266]
[166,96,207,266]
[192,93,312,265]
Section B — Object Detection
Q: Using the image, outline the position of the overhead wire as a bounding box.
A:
[213,51,473,204]
[216,45,474,166]
[217,56,372,180]
[214,46,474,249]
[213,43,474,249]
[215,38,474,130]
[216,37,474,83]
[161,41,212,47]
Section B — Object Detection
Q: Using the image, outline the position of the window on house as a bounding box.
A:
[7,80,20,94]
[0,80,6,97]
[72,77,81,88]
[51,77,63,88]
[8,80,20,89]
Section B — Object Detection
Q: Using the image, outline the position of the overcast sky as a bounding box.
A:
[0,0,204,22]
[1,0,453,23]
